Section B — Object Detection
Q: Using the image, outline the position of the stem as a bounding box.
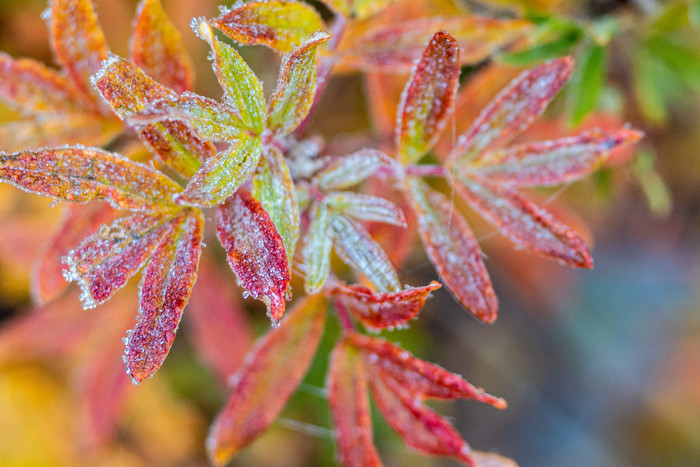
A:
[333,296,355,333]
[405,164,449,178]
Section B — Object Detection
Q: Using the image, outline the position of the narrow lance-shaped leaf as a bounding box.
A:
[449,57,574,166]
[132,0,194,94]
[397,31,460,164]
[350,333,506,406]
[327,339,381,467]
[303,201,333,294]
[405,178,497,323]
[125,209,203,384]
[253,146,299,264]
[48,0,109,99]
[468,128,643,187]
[207,294,327,465]
[367,371,475,465]
[211,1,326,53]
[313,149,393,191]
[0,53,94,114]
[178,136,262,207]
[326,192,406,227]
[33,203,117,304]
[92,54,214,177]
[267,31,332,135]
[568,42,607,126]
[332,281,441,331]
[195,20,266,134]
[217,189,291,324]
[455,177,593,268]
[0,146,182,211]
[331,214,401,293]
[63,212,177,309]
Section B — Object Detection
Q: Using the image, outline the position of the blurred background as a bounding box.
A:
[0,0,699,466]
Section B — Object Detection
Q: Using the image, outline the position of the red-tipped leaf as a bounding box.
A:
[217,188,290,324]
[207,294,327,465]
[125,208,203,383]
[397,31,460,164]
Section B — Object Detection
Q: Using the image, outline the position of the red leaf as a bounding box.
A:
[33,202,117,304]
[125,208,204,384]
[217,188,291,324]
[397,31,460,164]
[327,339,382,467]
[49,0,109,100]
[0,146,183,211]
[332,281,441,330]
[350,333,506,407]
[449,57,574,166]
[405,178,497,323]
[132,0,194,93]
[472,451,518,467]
[468,128,644,187]
[63,212,177,309]
[368,371,474,465]
[454,177,593,268]
[186,255,253,384]
[207,294,327,465]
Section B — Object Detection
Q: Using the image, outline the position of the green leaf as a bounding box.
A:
[302,201,332,294]
[631,147,672,217]
[568,42,608,126]
[499,29,582,66]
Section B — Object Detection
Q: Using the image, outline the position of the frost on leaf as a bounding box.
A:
[303,201,333,294]
[63,212,177,309]
[196,20,266,134]
[449,57,574,165]
[207,294,326,465]
[326,192,407,227]
[125,209,203,384]
[406,178,497,323]
[267,31,332,136]
[313,149,393,191]
[210,1,327,53]
[327,339,381,467]
[332,281,441,331]
[0,146,182,211]
[454,177,593,268]
[397,31,460,164]
[92,53,214,177]
[217,189,291,324]
[330,215,401,293]
[253,146,299,265]
[178,136,262,207]
[33,202,117,304]
[132,0,194,94]
[49,0,109,99]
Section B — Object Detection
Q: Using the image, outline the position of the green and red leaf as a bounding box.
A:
[449,57,574,166]
[48,0,109,100]
[207,294,327,465]
[327,339,381,467]
[406,178,497,322]
[0,146,182,210]
[397,31,460,164]
[332,281,441,330]
[132,0,194,94]
[313,149,393,191]
[350,333,506,406]
[125,208,203,384]
[253,146,300,264]
[303,201,333,294]
[195,20,266,134]
[63,212,178,309]
[211,1,327,53]
[454,177,593,268]
[330,214,401,293]
[177,136,262,207]
[468,128,644,187]
[267,31,332,135]
[33,202,117,304]
[326,192,406,227]
[217,188,291,324]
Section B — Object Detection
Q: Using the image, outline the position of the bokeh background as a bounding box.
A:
[1,0,699,466]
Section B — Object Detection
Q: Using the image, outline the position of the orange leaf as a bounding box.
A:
[217,188,291,324]
[207,294,327,465]
[132,0,194,93]
[125,208,203,383]
[405,178,497,322]
[327,339,381,467]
